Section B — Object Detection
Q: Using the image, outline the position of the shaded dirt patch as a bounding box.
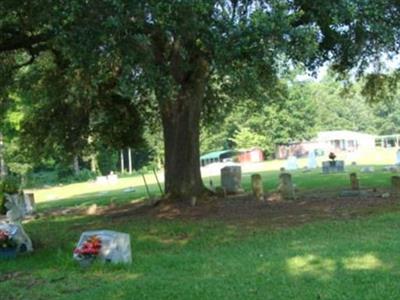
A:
[98,188,400,228]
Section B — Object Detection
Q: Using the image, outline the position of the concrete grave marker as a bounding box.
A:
[221,166,242,194]
[391,176,400,196]
[74,230,132,264]
[278,173,295,200]
[285,155,298,171]
[350,173,359,190]
[251,174,264,201]
[307,150,317,169]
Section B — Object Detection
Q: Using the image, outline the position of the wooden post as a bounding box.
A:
[120,150,125,173]
[350,173,359,190]
[128,148,133,174]
[251,174,264,201]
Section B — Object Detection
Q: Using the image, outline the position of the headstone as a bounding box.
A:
[221,166,242,193]
[322,160,344,174]
[391,176,400,195]
[396,149,400,165]
[285,155,298,171]
[107,172,118,184]
[350,173,359,190]
[251,174,264,201]
[123,187,135,193]
[278,173,295,200]
[86,204,98,215]
[96,176,108,184]
[307,150,317,169]
[74,230,132,264]
[360,166,374,173]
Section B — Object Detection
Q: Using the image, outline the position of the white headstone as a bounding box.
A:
[285,155,298,171]
[74,230,132,264]
[96,176,108,184]
[307,150,317,169]
[396,149,400,165]
[361,166,374,173]
[107,174,118,184]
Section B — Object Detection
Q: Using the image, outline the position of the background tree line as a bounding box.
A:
[2,70,400,187]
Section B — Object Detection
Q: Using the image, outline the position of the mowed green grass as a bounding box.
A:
[1,162,400,299]
[32,164,394,212]
[1,211,400,299]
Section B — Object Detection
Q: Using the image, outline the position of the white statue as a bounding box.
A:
[1,193,33,253]
[307,150,317,169]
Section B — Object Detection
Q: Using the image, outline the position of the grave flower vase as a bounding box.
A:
[0,247,17,260]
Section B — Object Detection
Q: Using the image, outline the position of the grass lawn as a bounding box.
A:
[1,211,400,299]
[1,160,400,299]
[32,164,394,211]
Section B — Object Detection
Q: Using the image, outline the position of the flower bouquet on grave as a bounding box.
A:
[0,229,17,259]
[74,235,102,267]
[328,152,336,166]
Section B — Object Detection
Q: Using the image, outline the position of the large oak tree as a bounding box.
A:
[1,1,400,200]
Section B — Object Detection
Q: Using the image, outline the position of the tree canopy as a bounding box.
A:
[1,1,400,200]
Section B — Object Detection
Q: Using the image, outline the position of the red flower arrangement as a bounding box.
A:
[0,229,17,249]
[74,235,102,259]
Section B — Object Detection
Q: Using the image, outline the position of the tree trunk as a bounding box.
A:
[90,154,97,173]
[73,155,80,175]
[161,84,205,200]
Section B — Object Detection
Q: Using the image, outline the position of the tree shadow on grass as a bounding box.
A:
[1,211,400,299]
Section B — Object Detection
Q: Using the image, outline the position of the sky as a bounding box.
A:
[296,54,400,82]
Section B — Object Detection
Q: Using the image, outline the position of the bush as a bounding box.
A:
[74,169,96,182]
[25,171,59,188]
[1,175,20,194]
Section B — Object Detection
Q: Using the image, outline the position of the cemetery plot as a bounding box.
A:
[93,187,399,228]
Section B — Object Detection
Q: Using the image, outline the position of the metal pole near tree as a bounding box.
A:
[141,173,151,198]
[153,168,163,195]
